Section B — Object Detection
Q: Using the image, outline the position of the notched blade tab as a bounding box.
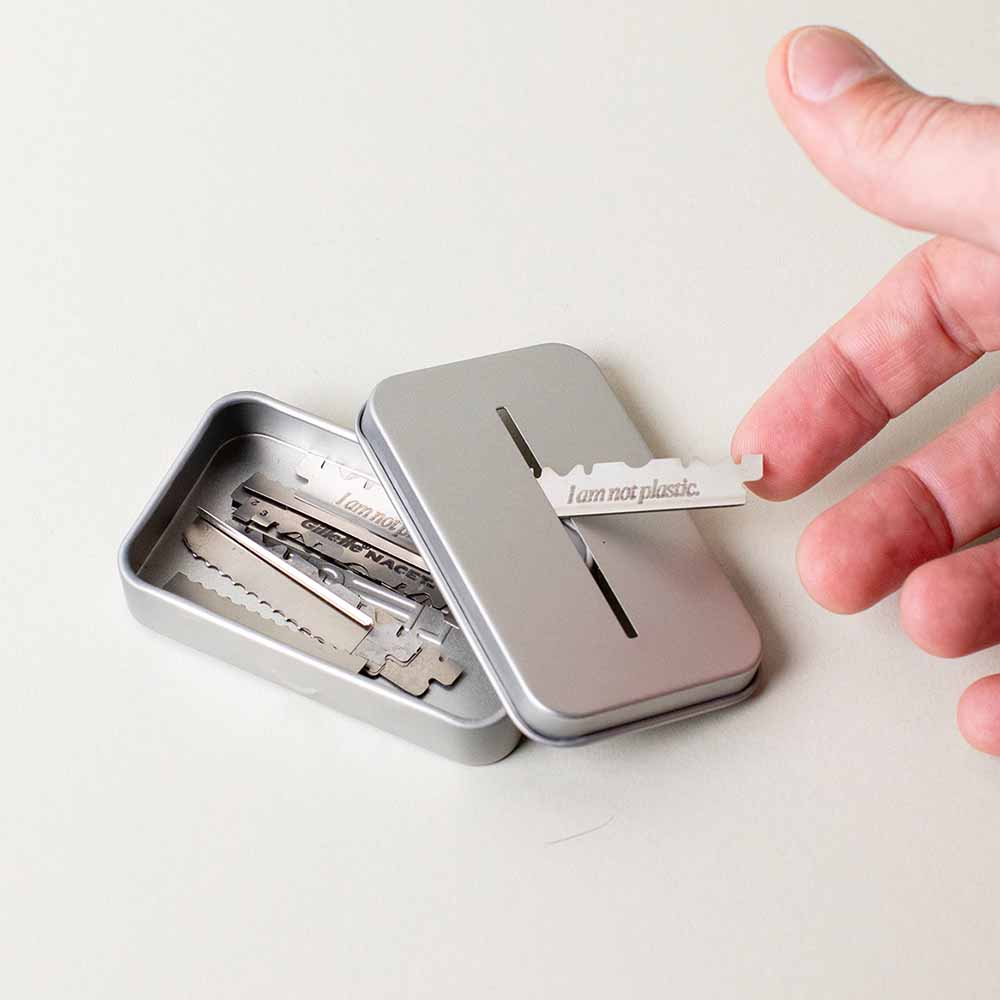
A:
[377,647,463,697]
[537,455,764,517]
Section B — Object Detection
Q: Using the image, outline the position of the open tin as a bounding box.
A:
[119,345,761,764]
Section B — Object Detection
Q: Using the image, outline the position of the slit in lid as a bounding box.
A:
[496,405,638,639]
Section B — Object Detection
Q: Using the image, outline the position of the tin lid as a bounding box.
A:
[355,344,761,745]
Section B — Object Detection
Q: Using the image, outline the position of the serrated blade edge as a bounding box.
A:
[165,573,368,675]
[183,517,370,651]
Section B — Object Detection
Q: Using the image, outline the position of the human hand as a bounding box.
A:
[731,27,1000,754]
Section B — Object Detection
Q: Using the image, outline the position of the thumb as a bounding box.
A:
[770,27,1000,255]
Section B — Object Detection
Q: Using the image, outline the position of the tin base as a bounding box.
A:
[119,392,521,765]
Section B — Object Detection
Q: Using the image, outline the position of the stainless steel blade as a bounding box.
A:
[183,516,370,650]
[231,475,447,609]
[194,508,372,627]
[165,573,368,675]
[375,646,463,697]
[244,528,420,626]
[438,626,482,679]
[240,472,425,568]
[294,453,418,551]
[224,525,466,687]
[536,455,764,516]
[356,600,469,676]
[296,452,386,495]
[354,608,427,667]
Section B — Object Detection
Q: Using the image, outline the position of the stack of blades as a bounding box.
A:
[183,515,370,648]
[230,473,447,610]
[178,502,464,698]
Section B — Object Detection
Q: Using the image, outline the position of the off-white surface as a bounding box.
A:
[4,3,999,997]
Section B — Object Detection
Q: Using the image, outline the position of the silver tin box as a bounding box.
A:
[120,346,761,763]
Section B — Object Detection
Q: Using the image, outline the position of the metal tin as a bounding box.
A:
[121,347,761,763]
[118,392,521,765]
[357,344,762,745]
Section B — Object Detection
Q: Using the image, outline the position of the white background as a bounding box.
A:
[4,3,999,997]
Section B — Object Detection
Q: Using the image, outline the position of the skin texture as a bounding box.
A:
[731,27,1000,755]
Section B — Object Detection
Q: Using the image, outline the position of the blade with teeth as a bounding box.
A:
[183,514,371,650]
[193,507,372,627]
[182,514,464,696]
[230,474,447,609]
[254,532,463,675]
[294,454,420,554]
[239,472,422,568]
[164,573,369,676]
[536,455,764,517]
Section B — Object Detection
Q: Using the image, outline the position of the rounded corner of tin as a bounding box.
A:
[456,713,523,766]
[353,397,375,446]
[116,530,139,585]
[532,341,599,367]
[359,370,409,423]
[204,388,273,417]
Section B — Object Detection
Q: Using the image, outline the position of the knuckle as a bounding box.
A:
[854,89,955,162]
[913,241,984,359]
[814,334,891,433]
[888,464,954,554]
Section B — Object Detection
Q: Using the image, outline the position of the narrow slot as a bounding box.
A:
[588,559,638,638]
[496,406,541,477]
[496,406,638,639]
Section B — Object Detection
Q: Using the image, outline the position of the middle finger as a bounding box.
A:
[797,389,1000,613]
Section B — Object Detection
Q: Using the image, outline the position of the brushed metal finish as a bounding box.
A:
[294,452,420,555]
[187,509,373,630]
[538,455,763,516]
[238,472,432,576]
[358,344,762,744]
[118,391,520,765]
[165,573,369,675]
[377,645,462,698]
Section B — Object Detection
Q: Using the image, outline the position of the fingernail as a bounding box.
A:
[787,27,885,103]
